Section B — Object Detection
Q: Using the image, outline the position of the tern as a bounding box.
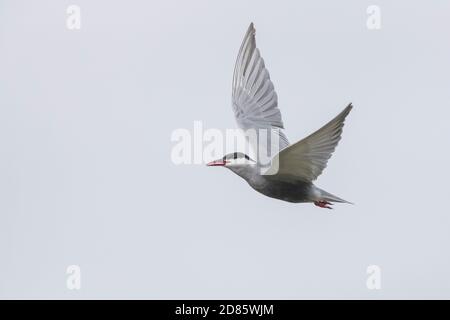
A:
[207,23,353,209]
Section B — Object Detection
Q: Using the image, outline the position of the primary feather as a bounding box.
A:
[266,104,353,181]
[232,23,289,159]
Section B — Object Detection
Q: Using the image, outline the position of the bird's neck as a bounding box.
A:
[227,165,259,182]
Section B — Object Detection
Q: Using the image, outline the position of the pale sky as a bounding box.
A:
[1,0,449,298]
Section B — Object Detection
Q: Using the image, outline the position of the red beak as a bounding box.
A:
[207,160,227,166]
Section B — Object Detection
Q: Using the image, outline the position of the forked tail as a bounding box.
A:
[313,187,353,209]
[319,189,352,204]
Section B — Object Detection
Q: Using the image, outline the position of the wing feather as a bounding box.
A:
[232,23,289,159]
[266,104,353,180]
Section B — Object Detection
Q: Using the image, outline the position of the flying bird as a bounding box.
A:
[207,23,353,209]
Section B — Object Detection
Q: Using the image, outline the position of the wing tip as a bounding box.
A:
[338,102,353,120]
[345,102,353,113]
[248,22,256,36]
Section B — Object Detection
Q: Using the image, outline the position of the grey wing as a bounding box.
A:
[232,23,289,159]
[266,104,353,181]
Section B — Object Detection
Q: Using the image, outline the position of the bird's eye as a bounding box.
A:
[245,155,249,160]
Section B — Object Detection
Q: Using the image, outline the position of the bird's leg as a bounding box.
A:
[314,200,333,209]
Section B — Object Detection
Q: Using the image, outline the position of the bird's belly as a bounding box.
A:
[249,178,312,203]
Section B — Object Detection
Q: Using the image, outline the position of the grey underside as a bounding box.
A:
[251,176,314,203]
[229,167,312,202]
[228,166,349,204]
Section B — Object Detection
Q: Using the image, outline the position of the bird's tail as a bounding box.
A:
[316,188,353,204]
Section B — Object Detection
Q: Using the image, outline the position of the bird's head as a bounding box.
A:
[207,152,256,168]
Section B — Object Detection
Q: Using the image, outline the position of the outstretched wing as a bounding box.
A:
[232,23,289,160]
[265,104,353,181]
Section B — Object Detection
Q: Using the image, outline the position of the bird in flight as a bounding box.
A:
[207,23,353,209]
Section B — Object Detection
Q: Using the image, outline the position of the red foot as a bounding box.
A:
[314,200,333,209]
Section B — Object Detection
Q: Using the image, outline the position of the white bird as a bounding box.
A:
[207,23,353,209]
